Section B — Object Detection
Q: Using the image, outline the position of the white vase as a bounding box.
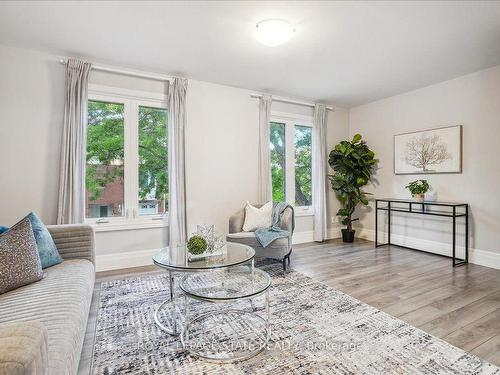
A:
[413,193,425,202]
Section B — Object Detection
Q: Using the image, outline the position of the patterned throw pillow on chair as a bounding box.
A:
[0,217,43,294]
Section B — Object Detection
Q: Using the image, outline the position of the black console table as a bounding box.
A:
[375,198,468,267]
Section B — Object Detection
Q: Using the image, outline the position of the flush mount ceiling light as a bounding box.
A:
[255,19,295,46]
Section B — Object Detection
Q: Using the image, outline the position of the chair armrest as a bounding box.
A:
[47,224,95,265]
[229,209,245,234]
[0,321,48,375]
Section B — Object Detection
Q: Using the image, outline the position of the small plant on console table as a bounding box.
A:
[328,134,378,243]
[405,179,429,202]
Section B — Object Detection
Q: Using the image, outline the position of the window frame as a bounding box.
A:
[270,111,314,217]
[86,84,169,230]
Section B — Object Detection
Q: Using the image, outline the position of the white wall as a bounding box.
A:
[0,45,65,224]
[0,44,349,271]
[349,64,500,266]
[185,80,259,235]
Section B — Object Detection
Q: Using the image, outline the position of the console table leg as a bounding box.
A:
[387,202,391,246]
[452,207,456,267]
[465,205,469,264]
[375,201,378,247]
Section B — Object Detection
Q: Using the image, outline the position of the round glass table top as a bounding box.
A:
[180,267,271,301]
[152,242,255,271]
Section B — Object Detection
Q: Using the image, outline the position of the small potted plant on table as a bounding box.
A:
[329,134,378,243]
[405,180,429,202]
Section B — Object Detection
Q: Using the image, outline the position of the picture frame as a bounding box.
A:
[394,125,462,175]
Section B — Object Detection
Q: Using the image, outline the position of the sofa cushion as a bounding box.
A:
[0,218,43,294]
[0,259,94,375]
[0,226,8,234]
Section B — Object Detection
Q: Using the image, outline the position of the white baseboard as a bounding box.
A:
[96,228,500,271]
[96,229,343,271]
[356,228,500,270]
[292,227,341,244]
[96,248,158,272]
[292,231,314,244]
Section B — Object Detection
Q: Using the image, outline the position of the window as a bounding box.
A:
[270,122,286,202]
[138,105,168,216]
[294,125,312,206]
[86,101,125,218]
[270,113,313,211]
[86,86,168,226]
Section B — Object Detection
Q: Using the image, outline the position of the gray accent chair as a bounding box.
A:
[0,224,95,375]
[226,204,294,271]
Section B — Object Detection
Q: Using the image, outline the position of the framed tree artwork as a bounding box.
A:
[394,125,462,174]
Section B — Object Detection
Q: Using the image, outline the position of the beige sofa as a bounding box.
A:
[0,224,95,375]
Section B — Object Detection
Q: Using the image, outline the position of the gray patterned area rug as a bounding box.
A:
[91,262,499,374]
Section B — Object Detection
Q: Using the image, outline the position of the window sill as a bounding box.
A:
[88,219,168,232]
[295,209,314,217]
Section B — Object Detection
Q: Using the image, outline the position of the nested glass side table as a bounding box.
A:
[152,243,255,336]
[180,266,272,363]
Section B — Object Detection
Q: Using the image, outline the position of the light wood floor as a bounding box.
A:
[78,239,500,373]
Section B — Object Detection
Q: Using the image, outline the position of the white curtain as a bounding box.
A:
[312,104,328,241]
[258,95,272,203]
[57,58,92,224]
[168,78,188,247]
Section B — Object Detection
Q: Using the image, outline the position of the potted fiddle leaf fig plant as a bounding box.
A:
[329,134,378,243]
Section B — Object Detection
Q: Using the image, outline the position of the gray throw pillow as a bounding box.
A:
[0,217,43,294]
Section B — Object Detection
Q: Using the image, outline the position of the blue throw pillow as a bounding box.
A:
[26,213,62,269]
[0,226,8,234]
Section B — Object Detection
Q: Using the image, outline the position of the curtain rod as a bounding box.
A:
[250,93,334,111]
[59,59,171,82]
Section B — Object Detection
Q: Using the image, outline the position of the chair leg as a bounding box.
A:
[282,249,292,273]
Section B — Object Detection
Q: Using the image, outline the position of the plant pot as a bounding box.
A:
[413,193,425,202]
[341,229,355,243]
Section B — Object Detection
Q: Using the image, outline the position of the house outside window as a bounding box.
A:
[85,85,168,228]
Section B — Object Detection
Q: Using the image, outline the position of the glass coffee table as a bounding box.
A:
[180,267,272,363]
[152,243,255,336]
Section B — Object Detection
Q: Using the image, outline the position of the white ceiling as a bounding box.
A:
[1,1,500,107]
